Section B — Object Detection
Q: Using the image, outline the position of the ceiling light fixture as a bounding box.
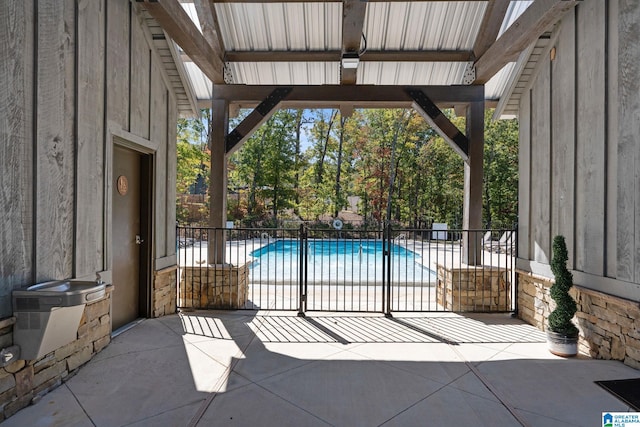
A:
[341,52,360,69]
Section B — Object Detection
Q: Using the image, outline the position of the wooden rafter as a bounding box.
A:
[341,0,367,85]
[193,0,226,77]
[472,0,579,84]
[472,0,510,59]
[138,0,224,83]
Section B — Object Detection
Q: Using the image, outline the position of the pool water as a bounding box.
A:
[250,239,436,284]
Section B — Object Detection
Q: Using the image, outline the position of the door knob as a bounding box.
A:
[135,235,144,245]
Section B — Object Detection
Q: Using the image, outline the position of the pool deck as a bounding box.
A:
[178,238,508,270]
[4,310,639,427]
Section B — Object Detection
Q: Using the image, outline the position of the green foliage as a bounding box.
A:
[349,109,430,224]
[176,111,210,224]
[416,114,464,227]
[548,236,578,336]
[483,110,519,228]
[177,107,519,229]
[229,110,299,226]
[176,140,207,195]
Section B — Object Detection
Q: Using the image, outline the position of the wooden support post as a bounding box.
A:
[462,100,484,265]
[208,99,229,265]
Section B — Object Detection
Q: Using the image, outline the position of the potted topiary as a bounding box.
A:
[547,235,579,357]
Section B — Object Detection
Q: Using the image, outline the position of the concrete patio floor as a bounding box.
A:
[4,310,639,427]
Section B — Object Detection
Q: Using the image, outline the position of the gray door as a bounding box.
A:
[112,145,142,330]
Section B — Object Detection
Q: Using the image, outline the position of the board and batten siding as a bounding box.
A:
[0,0,179,318]
[518,0,640,301]
[0,1,34,313]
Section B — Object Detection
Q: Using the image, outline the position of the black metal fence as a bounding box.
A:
[176,225,516,314]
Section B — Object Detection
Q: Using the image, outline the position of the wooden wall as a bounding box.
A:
[0,0,179,318]
[519,0,640,301]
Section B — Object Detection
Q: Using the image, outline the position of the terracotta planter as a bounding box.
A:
[547,330,578,357]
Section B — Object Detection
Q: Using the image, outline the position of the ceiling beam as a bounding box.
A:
[341,0,367,85]
[193,0,226,78]
[213,84,485,106]
[472,0,510,59]
[223,50,474,63]
[472,0,579,84]
[137,0,225,83]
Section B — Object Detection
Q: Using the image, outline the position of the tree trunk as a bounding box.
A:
[334,116,345,218]
[386,110,410,223]
[293,110,303,215]
[316,110,337,185]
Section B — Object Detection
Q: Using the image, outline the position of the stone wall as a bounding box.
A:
[153,266,177,317]
[179,264,249,309]
[436,264,511,311]
[0,287,112,421]
[518,271,640,369]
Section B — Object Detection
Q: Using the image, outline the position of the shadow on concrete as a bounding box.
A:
[4,310,639,427]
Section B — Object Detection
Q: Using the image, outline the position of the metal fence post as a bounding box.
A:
[384,223,392,317]
[512,226,518,317]
[298,224,307,317]
[176,223,180,310]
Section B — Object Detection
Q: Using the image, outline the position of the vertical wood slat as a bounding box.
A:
[0,1,34,317]
[130,9,151,139]
[606,0,618,278]
[531,60,551,264]
[617,0,640,282]
[551,10,576,267]
[575,0,605,276]
[518,90,531,260]
[106,0,130,129]
[166,99,177,257]
[151,57,167,258]
[104,0,131,276]
[75,0,106,278]
[36,0,75,282]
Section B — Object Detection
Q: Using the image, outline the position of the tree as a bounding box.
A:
[176,111,210,224]
[229,110,298,226]
[483,110,519,228]
[213,107,518,230]
[293,110,313,216]
[300,109,356,220]
[417,129,465,227]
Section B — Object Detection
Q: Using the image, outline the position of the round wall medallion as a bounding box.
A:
[117,175,128,196]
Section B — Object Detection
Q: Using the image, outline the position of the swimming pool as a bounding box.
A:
[250,239,437,284]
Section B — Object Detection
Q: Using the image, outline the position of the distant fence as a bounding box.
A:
[176,225,516,314]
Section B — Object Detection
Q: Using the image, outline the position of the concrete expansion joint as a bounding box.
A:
[186,310,271,427]
[448,345,531,427]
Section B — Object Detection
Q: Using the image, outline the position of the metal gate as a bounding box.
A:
[176,225,516,314]
[300,227,386,313]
